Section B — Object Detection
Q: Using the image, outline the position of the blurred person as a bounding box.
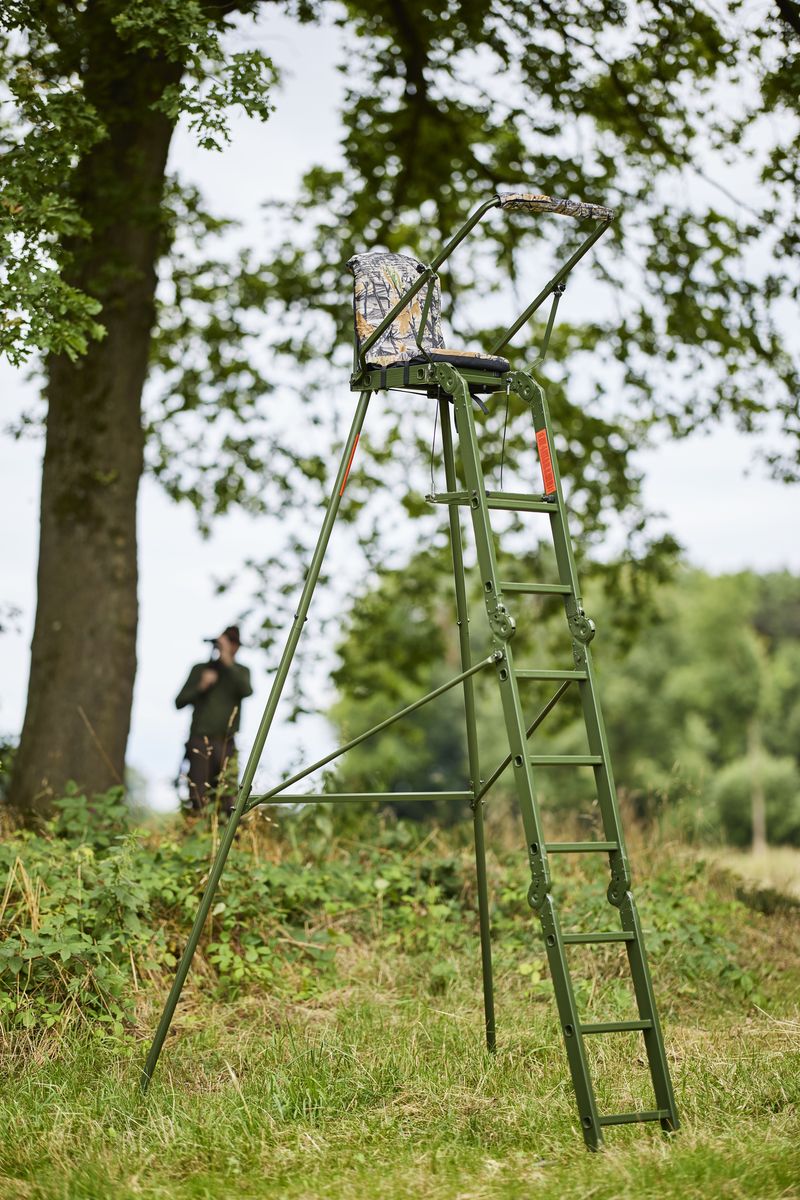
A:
[175,625,253,813]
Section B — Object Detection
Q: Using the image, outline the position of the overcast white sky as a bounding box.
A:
[1,10,798,810]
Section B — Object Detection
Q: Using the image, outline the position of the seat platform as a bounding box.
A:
[352,355,509,396]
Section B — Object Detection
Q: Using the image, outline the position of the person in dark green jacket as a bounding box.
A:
[175,625,253,812]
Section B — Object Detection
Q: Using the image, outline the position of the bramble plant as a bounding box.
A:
[0,790,776,1038]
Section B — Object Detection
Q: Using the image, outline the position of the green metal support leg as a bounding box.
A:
[439,397,496,1052]
[140,392,371,1093]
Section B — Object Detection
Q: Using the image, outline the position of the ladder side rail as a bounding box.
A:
[538,898,605,1149]
[444,369,548,862]
[522,373,631,876]
[439,396,496,1052]
[618,893,681,1131]
[523,370,680,1134]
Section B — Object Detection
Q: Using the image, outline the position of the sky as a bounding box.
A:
[1,10,798,811]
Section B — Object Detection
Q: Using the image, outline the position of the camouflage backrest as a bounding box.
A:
[346,252,444,366]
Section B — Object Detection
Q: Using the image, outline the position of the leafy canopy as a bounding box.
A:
[1,2,798,577]
[149,0,800,599]
[0,0,275,365]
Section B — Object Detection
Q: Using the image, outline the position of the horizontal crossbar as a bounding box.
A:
[426,490,556,514]
[581,1020,652,1034]
[245,654,496,811]
[252,791,474,806]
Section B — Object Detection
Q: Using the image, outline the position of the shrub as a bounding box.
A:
[0,789,780,1040]
[0,735,17,804]
[711,755,800,847]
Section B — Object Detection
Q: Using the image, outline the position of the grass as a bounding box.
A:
[1,820,799,1199]
[2,967,799,1199]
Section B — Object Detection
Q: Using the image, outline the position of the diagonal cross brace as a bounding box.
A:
[474,679,572,805]
[245,653,500,811]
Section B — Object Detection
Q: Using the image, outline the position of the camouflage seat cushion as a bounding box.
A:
[347,251,508,373]
[347,251,444,366]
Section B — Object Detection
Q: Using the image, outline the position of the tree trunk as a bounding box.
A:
[748,716,767,855]
[8,8,184,822]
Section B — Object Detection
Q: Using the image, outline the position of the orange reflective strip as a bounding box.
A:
[535,428,556,494]
[339,434,360,496]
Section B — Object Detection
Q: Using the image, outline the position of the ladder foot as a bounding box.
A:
[580,1115,604,1152]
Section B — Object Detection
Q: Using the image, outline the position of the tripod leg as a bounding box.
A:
[439,398,496,1052]
[471,798,496,1050]
[140,391,371,1093]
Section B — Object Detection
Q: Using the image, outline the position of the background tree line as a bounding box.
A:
[328,554,800,848]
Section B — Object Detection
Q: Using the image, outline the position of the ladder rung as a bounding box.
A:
[561,931,634,944]
[486,490,549,502]
[500,581,572,595]
[426,490,473,507]
[598,1110,671,1127]
[545,841,618,853]
[530,754,603,766]
[580,1020,653,1034]
[486,491,557,513]
[516,669,588,681]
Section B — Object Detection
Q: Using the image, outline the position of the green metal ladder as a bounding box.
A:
[141,191,679,1151]
[427,361,679,1149]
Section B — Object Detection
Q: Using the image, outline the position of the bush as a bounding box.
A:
[0,794,461,1034]
[712,754,800,847]
[0,735,17,804]
[0,789,779,1040]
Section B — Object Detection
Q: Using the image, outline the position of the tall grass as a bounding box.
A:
[1,804,798,1198]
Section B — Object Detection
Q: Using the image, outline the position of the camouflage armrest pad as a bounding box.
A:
[497,192,615,222]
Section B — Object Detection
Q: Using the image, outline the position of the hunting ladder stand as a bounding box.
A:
[142,191,679,1151]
